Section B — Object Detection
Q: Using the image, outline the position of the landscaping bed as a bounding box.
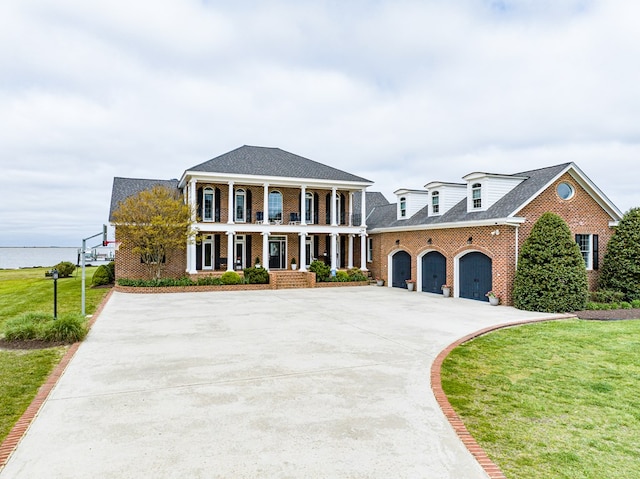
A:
[574,308,640,321]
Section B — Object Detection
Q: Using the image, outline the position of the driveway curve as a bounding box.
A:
[1,287,560,479]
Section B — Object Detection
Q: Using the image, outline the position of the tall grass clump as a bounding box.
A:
[3,312,88,343]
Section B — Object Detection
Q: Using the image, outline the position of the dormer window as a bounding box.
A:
[400,197,407,218]
[432,191,439,214]
[472,183,482,209]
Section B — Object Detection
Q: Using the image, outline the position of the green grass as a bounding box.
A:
[0,267,106,329]
[0,267,111,444]
[0,348,65,443]
[442,319,640,479]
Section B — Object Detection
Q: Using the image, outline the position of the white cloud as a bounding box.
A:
[0,0,638,246]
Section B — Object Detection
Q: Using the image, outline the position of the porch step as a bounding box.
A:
[271,271,311,290]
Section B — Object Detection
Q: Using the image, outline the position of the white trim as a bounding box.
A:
[453,249,486,299]
[369,217,526,234]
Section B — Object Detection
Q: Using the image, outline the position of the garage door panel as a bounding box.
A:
[422,252,446,294]
[392,251,411,288]
[459,252,492,302]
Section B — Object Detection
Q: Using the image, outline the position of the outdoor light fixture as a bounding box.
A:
[467,236,473,245]
[52,268,59,320]
[427,238,432,245]
[395,239,400,245]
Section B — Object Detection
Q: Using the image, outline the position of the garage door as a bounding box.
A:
[459,252,492,302]
[421,252,446,294]
[392,251,412,288]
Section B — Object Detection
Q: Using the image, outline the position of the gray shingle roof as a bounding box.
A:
[368,163,572,229]
[109,177,179,221]
[188,145,372,183]
[351,191,390,219]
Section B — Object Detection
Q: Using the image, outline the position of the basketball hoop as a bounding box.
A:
[114,241,122,251]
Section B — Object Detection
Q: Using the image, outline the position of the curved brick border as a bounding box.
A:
[430,313,574,479]
[0,289,114,470]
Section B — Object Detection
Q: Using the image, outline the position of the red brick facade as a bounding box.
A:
[367,172,617,305]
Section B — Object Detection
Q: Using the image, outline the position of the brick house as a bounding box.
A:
[364,162,622,304]
[110,148,622,305]
[109,145,373,280]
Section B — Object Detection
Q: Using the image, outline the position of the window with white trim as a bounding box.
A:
[432,191,439,214]
[400,197,406,218]
[472,183,482,209]
[575,234,599,270]
[305,192,314,224]
[235,188,246,222]
[367,237,373,262]
[203,187,214,222]
[268,190,283,222]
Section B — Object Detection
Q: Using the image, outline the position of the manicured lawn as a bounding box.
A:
[0,348,65,443]
[0,267,111,444]
[442,319,640,479]
[0,267,106,329]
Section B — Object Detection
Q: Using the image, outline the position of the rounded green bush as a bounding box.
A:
[347,268,367,282]
[309,260,330,282]
[220,271,242,285]
[54,261,76,278]
[106,261,115,282]
[243,266,269,284]
[600,207,640,301]
[92,265,112,286]
[513,212,588,312]
[336,271,349,282]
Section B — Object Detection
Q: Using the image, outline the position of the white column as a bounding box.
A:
[263,183,269,224]
[227,181,235,224]
[360,188,367,227]
[330,233,338,273]
[360,232,368,271]
[226,232,234,272]
[188,179,197,274]
[331,187,337,226]
[299,232,307,272]
[348,192,353,226]
[262,232,270,271]
[348,234,354,269]
[300,185,307,226]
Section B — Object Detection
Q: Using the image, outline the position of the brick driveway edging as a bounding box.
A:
[430,313,574,479]
[0,289,114,471]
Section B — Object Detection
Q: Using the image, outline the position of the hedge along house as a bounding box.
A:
[365,163,623,305]
[109,146,373,280]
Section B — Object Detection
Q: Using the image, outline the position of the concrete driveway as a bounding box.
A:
[1,287,560,478]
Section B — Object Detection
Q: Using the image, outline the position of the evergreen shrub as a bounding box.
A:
[220,271,242,285]
[54,261,76,278]
[513,212,588,312]
[599,207,640,301]
[92,265,112,286]
[243,266,269,284]
[309,260,330,282]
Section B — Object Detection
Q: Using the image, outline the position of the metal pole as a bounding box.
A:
[81,238,86,316]
[53,269,58,319]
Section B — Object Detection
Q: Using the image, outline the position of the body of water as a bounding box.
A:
[0,247,113,269]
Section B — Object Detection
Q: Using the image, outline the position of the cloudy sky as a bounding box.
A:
[1,0,638,246]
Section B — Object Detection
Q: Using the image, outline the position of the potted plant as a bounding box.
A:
[291,257,298,270]
[376,277,385,287]
[486,290,499,306]
[255,256,261,268]
[406,279,415,291]
[441,284,451,297]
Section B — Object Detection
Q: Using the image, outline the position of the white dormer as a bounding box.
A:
[423,182,467,216]
[462,172,527,212]
[394,188,429,220]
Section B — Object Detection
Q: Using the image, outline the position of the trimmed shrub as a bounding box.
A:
[589,290,625,304]
[106,261,115,282]
[309,260,330,282]
[347,268,368,282]
[220,271,242,285]
[92,265,112,286]
[196,276,223,286]
[513,212,588,312]
[632,300,640,309]
[335,270,349,282]
[54,261,76,278]
[243,266,269,284]
[600,207,640,301]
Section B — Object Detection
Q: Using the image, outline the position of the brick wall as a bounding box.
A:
[368,172,616,305]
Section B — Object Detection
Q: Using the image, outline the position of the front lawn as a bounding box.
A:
[441,319,640,479]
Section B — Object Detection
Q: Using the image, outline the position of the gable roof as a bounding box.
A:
[367,162,622,231]
[109,177,179,221]
[185,145,372,184]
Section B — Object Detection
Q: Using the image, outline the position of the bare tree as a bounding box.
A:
[112,185,196,280]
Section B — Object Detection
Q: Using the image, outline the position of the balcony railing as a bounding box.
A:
[199,209,363,227]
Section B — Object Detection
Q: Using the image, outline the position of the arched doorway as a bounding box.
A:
[459,252,492,301]
[421,251,446,294]
[392,251,411,288]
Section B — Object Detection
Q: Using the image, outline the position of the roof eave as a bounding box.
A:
[368,217,526,234]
